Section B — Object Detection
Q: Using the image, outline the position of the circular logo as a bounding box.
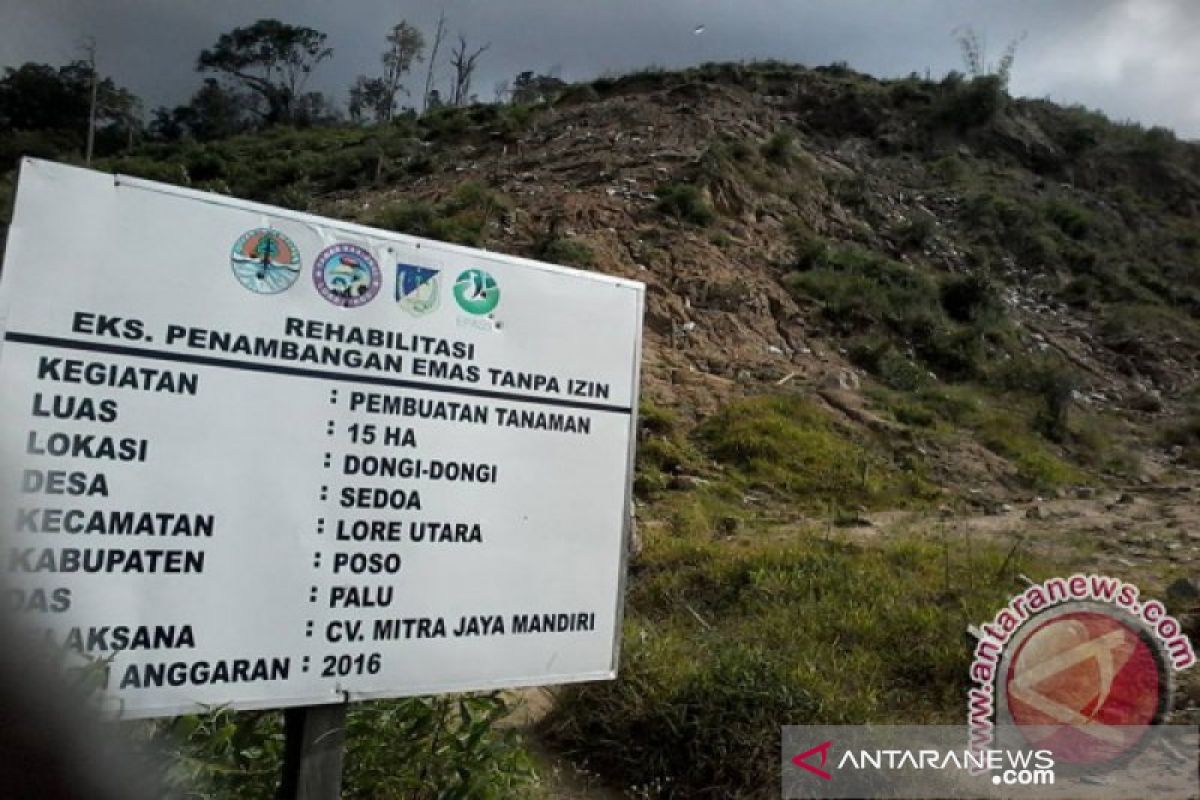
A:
[453,269,500,315]
[995,604,1170,767]
[313,244,381,307]
[230,229,301,294]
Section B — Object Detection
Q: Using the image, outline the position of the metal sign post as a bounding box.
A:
[279,704,348,800]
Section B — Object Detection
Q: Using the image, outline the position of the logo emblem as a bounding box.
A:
[998,606,1166,765]
[791,740,833,780]
[313,244,381,307]
[231,229,301,294]
[395,264,440,317]
[453,269,500,315]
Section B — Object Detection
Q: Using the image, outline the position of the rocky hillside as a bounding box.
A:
[8,61,1200,505]
[7,60,1200,799]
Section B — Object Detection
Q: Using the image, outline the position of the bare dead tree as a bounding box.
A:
[450,35,490,106]
[493,78,510,104]
[422,10,447,112]
[81,37,98,165]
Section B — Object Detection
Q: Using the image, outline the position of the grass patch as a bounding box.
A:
[976,409,1083,490]
[696,395,930,509]
[634,400,706,499]
[545,529,1037,797]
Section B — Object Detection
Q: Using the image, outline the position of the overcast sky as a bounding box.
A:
[2,0,1198,138]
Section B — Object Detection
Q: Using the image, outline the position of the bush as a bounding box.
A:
[848,338,929,391]
[538,237,595,269]
[370,182,509,247]
[760,130,796,165]
[141,695,539,798]
[931,74,1006,131]
[1043,198,1092,240]
[371,200,437,237]
[786,243,1010,381]
[895,212,936,248]
[635,400,704,498]
[940,274,1000,323]
[988,356,1078,442]
[654,183,714,226]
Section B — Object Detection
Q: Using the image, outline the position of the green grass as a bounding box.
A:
[976,410,1084,490]
[545,528,1038,798]
[696,395,932,509]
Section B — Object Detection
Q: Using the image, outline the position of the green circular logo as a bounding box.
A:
[453,269,500,315]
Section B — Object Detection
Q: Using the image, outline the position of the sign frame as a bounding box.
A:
[0,157,645,719]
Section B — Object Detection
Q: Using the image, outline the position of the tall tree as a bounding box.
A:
[152,78,247,141]
[422,10,448,113]
[510,71,567,105]
[351,21,424,123]
[0,60,140,153]
[449,35,490,107]
[197,19,332,125]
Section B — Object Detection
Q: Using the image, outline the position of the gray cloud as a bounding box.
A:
[1,0,1197,136]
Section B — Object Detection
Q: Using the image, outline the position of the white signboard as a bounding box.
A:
[0,159,643,719]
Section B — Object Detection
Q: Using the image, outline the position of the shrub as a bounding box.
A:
[371,200,437,237]
[786,243,1011,380]
[940,274,1000,323]
[848,338,929,391]
[1161,414,1200,467]
[654,183,715,226]
[635,400,704,498]
[1043,198,1092,240]
[790,230,831,270]
[761,130,796,165]
[370,182,510,247]
[895,212,936,248]
[931,74,1006,131]
[142,696,539,798]
[931,155,968,183]
[538,237,595,269]
[988,356,1078,442]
